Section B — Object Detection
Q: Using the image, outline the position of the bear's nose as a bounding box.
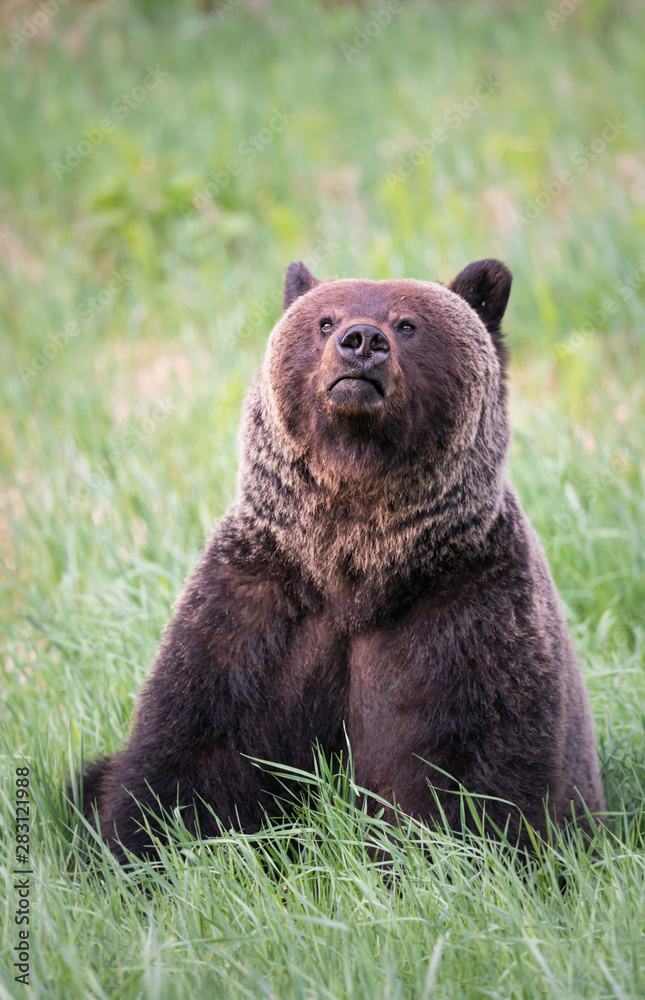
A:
[335,324,391,363]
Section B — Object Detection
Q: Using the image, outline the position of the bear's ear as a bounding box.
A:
[283,262,320,309]
[448,259,512,334]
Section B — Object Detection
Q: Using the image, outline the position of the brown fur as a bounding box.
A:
[75,259,604,859]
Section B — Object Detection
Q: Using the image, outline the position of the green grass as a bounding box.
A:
[1,0,644,996]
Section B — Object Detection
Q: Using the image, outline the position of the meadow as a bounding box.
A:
[1,0,644,996]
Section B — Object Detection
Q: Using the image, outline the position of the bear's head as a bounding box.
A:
[235,260,513,596]
[262,259,511,485]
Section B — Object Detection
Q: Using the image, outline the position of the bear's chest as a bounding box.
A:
[274,597,470,748]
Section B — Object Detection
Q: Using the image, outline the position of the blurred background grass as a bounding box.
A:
[1,0,644,997]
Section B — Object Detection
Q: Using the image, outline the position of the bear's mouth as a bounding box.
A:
[327,375,385,407]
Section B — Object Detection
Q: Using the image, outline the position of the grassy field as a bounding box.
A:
[1,0,644,996]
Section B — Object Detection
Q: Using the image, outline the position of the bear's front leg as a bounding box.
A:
[347,542,601,849]
[89,535,346,860]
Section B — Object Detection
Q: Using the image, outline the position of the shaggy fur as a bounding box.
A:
[76,259,605,859]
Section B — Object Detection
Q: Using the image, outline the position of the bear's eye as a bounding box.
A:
[398,320,416,336]
[320,318,334,334]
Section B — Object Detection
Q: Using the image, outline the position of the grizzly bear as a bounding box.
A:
[76,259,605,859]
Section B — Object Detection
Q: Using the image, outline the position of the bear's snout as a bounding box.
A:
[321,322,392,411]
[334,323,391,362]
